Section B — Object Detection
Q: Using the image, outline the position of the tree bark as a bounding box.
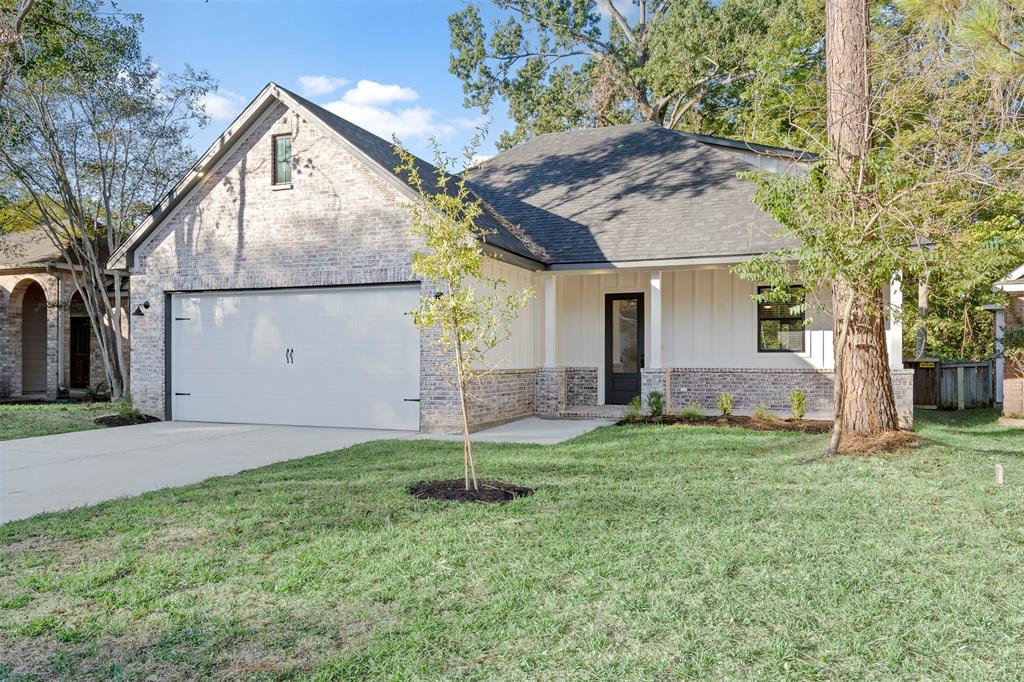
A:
[832,281,899,435]
[825,0,900,439]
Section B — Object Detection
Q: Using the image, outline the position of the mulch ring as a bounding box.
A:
[409,479,534,504]
[93,414,162,428]
[619,415,832,433]
[838,430,920,454]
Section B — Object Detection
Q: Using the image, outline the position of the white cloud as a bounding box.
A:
[340,79,418,107]
[200,89,245,121]
[322,79,478,142]
[296,75,349,97]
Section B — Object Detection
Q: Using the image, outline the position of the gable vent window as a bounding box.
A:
[757,286,805,353]
[273,135,293,185]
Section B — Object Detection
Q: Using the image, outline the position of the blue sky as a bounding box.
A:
[118,0,516,161]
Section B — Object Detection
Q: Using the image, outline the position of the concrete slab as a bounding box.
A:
[411,416,615,445]
[1,422,414,525]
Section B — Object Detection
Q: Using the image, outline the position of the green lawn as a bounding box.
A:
[0,402,120,441]
[1,410,1022,680]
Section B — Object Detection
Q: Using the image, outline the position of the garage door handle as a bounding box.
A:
[404,398,420,402]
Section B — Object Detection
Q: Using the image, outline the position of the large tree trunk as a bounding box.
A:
[825,0,900,440]
[833,281,899,433]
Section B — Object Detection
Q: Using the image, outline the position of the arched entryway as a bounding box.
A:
[21,281,47,394]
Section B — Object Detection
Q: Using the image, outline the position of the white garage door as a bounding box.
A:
[170,285,420,430]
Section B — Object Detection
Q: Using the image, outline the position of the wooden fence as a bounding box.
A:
[905,359,994,410]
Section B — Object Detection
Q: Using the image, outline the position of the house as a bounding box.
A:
[0,228,128,399]
[993,264,1024,416]
[108,82,913,433]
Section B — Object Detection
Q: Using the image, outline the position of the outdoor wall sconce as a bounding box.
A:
[132,301,151,317]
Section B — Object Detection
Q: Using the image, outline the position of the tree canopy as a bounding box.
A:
[448,0,825,149]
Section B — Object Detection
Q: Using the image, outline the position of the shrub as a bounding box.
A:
[116,394,140,418]
[680,403,703,420]
[625,395,643,421]
[790,389,807,420]
[717,393,733,417]
[647,391,664,419]
[752,402,777,421]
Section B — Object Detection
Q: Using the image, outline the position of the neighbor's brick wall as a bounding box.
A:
[1004,378,1024,417]
[565,367,598,407]
[129,101,430,421]
[666,367,914,427]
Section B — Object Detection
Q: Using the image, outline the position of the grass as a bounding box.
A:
[0,402,120,441]
[0,409,1022,679]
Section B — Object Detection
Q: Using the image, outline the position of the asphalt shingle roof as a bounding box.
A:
[467,122,800,265]
[280,87,548,264]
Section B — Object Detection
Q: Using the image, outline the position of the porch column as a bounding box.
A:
[543,275,556,368]
[649,271,662,370]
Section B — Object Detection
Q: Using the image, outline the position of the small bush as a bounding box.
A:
[680,403,703,420]
[717,393,733,417]
[647,391,664,419]
[790,389,807,421]
[116,394,140,418]
[625,396,643,421]
[751,402,777,422]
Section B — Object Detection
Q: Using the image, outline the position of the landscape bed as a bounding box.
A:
[1,409,1022,679]
[619,414,833,432]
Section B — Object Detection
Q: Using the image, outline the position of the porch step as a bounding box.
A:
[559,405,626,419]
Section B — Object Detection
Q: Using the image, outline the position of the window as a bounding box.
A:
[757,286,805,352]
[273,135,292,185]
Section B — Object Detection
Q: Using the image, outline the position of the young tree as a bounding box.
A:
[394,139,533,491]
[736,0,1023,452]
[0,0,213,400]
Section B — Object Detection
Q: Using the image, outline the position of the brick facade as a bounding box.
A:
[565,367,598,407]
[127,101,444,425]
[535,367,567,415]
[664,367,914,427]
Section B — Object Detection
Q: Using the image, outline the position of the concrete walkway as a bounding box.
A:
[1,416,612,525]
[410,416,615,445]
[0,422,413,524]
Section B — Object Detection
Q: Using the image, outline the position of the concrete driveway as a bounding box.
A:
[0,422,413,524]
[0,416,614,525]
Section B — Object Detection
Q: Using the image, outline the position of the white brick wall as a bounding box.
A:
[128,101,428,420]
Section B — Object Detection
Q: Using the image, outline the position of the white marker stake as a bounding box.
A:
[997,464,1005,486]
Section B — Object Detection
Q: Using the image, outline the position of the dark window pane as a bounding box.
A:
[757,286,805,352]
[274,136,292,184]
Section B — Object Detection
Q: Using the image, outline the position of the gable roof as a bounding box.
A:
[108,83,546,270]
[110,83,804,272]
[467,122,799,265]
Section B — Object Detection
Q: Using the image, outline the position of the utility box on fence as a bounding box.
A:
[905,359,994,410]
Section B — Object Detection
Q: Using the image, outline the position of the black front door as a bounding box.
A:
[605,293,644,405]
[70,316,90,389]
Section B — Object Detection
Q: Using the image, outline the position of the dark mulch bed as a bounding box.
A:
[93,414,162,428]
[409,479,534,504]
[619,415,833,433]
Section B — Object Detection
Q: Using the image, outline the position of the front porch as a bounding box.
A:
[456,262,913,431]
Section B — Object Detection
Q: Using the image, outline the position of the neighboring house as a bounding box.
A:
[993,264,1024,415]
[108,82,913,433]
[0,228,128,398]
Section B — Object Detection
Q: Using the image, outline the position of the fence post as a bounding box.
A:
[957,366,965,411]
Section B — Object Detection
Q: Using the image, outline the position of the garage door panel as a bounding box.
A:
[170,285,420,430]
